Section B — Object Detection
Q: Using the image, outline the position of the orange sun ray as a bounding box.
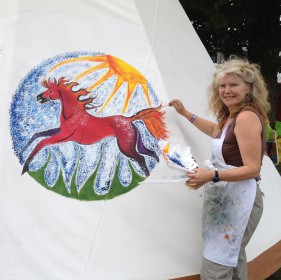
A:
[49,56,108,72]
[49,55,152,113]
[98,75,125,113]
[74,62,109,81]
[141,83,150,107]
[87,68,115,91]
[123,82,137,113]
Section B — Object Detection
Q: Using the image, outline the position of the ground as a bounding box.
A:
[267,268,281,280]
[266,163,281,280]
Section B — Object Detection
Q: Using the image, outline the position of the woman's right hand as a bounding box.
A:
[168,99,186,115]
[168,99,218,138]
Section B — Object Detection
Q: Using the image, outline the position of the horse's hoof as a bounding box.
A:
[22,164,29,175]
[142,167,150,177]
[154,154,160,162]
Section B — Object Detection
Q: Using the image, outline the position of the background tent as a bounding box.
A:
[0,0,281,279]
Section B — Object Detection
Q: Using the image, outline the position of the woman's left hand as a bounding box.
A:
[185,168,213,189]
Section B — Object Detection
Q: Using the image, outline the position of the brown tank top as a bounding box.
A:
[222,108,266,167]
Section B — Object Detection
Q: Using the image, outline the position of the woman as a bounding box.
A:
[169,57,270,280]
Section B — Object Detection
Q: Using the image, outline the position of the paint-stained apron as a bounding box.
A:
[202,122,257,267]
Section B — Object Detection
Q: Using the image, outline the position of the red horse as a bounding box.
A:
[21,77,168,176]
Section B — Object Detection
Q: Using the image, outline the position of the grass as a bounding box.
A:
[28,154,145,201]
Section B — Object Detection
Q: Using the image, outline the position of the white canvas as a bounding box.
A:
[0,0,280,279]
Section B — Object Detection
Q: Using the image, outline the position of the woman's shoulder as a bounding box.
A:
[240,107,259,114]
[234,108,264,138]
[237,107,264,123]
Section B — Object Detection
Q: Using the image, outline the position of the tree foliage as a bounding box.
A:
[179,0,281,122]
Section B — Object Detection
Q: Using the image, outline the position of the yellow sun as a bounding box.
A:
[50,55,152,114]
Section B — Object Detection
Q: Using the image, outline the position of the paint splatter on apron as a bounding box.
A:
[202,122,256,267]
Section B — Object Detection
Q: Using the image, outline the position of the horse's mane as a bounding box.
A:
[41,77,96,109]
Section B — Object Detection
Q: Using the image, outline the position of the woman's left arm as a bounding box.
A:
[230,110,263,179]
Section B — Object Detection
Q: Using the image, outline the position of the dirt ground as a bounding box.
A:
[266,268,281,280]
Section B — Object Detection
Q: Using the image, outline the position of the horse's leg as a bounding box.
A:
[22,130,75,174]
[120,139,150,177]
[135,129,159,162]
[20,128,61,162]
[112,122,150,176]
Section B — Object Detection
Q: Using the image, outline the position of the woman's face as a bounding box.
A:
[218,74,252,113]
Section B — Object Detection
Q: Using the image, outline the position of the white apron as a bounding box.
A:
[202,122,257,267]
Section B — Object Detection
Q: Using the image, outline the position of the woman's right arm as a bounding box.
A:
[168,99,218,137]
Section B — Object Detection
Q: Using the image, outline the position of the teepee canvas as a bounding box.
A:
[0,0,280,279]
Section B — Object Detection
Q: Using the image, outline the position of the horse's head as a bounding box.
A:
[37,78,64,103]
[38,77,102,111]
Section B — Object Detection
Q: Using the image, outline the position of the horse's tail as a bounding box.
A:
[130,105,169,140]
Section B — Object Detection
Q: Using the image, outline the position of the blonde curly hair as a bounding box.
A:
[208,57,270,125]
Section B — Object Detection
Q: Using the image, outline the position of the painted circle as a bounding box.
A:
[10,51,163,200]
